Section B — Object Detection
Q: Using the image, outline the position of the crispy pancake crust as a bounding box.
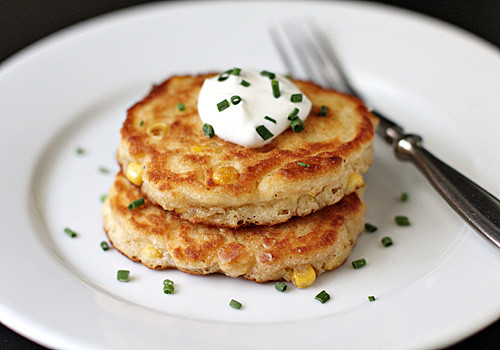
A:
[103,172,366,283]
[118,74,377,227]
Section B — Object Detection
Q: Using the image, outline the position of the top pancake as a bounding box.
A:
[118,74,377,227]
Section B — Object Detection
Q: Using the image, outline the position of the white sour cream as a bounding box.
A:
[197,69,312,148]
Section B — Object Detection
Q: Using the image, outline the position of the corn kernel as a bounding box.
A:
[346,173,364,193]
[213,166,239,185]
[126,162,143,186]
[146,122,168,140]
[190,145,207,153]
[141,246,162,259]
[291,265,316,288]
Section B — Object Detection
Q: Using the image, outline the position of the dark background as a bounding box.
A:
[1,0,499,349]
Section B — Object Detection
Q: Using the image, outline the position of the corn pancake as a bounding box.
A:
[118,74,377,227]
[103,172,366,284]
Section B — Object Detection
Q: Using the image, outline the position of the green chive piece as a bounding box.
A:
[271,80,280,98]
[128,198,145,210]
[240,79,250,87]
[352,258,366,269]
[364,223,378,233]
[260,70,276,79]
[163,279,174,294]
[256,125,274,140]
[64,227,77,238]
[230,95,242,105]
[100,194,108,203]
[202,123,215,138]
[275,281,287,292]
[319,105,328,117]
[381,236,393,247]
[315,290,330,304]
[232,67,241,76]
[290,117,305,133]
[117,270,130,282]
[287,107,300,120]
[264,116,277,124]
[99,166,110,174]
[400,192,409,202]
[76,147,84,155]
[368,296,376,302]
[177,103,186,111]
[297,161,310,168]
[100,241,110,251]
[217,69,233,81]
[290,93,303,102]
[217,99,230,112]
[139,120,144,127]
[395,216,410,226]
[229,299,242,309]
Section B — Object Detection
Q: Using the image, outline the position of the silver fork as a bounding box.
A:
[271,23,500,249]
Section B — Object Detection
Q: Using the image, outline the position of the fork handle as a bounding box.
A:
[394,134,500,248]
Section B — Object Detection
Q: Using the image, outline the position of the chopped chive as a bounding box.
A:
[315,290,330,304]
[229,299,242,309]
[297,161,310,168]
[364,223,378,233]
[217,69,233,81]
[64,227,77,238]
[76,147,84,155]
[264,116,277,124]
[100,241,110,251]
[100,194,108,203]
[240,79,250,87]
[177,103,186,111]
[163,279,174,294]
[381,236,393,247]
[395,216,410,226]
[230,95,242,105]
[290,93,303,102]
[232,67,241,76]
[318,105,328,117]
[368,296,376,302]
[117,270,130,282]
[400,192,409,202]
[128,198,145,210]
[202,123,215,138]
[352,258,366,269]
[256,125,274,140]
[287,107,300,120]
[290,117,305,133]
[260,70,276,79]
[271,80,280,98]
[217,99,230,112]
[275,281,288,292]
[139,120,144,127]
[99,166,110,174]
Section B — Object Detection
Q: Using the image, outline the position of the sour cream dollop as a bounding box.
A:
[197,69,312,148]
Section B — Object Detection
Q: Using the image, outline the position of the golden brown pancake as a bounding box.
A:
[103,172,366,283]
[117,74,377,228]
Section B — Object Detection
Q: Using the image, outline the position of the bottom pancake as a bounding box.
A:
[103,172,366,284]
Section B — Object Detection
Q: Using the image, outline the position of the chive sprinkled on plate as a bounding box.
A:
[290,117,305,133]
[271,80,280,98]
[177,103,186,111]
[364,223,378,233]
[315,290,330,304]
[202,123,215,138]
[256,125,274,140]
[75,147,84,155]
[99,166,110,174]
[264,116,276,124]
[318,105,328,117]
[229,299,242,309]
[128,198,145,210]
[275,281,287,292]
[100,241,110,251]
[230,95,242,105]
[290,93,303,102]
[260,70,276,79]
[100,194,108,203]
[163,279,174,294]
[395,215,410,226]
[64,227,77,238]
[297,161,310,168]
[368,296,376,302]
[217,99,230,112]
[240,79,250,87]
[117,270,130,282]
[381,236,393,247]
[287,107,299,120]
[352,258,366,269]
[400,192,409,202]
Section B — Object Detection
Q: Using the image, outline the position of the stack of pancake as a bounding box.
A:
[102,74,378,287]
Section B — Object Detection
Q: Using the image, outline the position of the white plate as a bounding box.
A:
[1,1,499,349]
